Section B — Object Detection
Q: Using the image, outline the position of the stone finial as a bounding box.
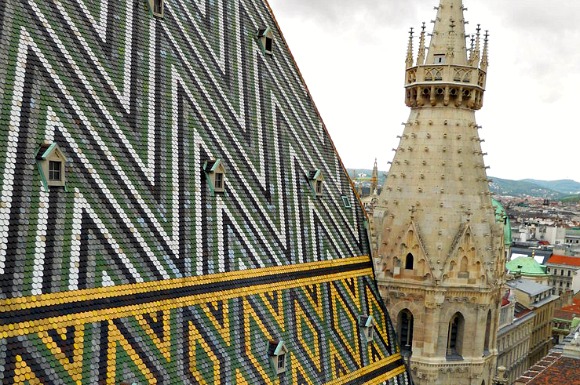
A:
[406,27,415,68]
[481,30,489,71]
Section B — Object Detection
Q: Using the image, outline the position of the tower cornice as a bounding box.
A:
[404,0,488,110]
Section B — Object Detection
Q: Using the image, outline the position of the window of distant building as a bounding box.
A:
[36,142,67,190]
[568,270,571,277]
[257,27,274,55]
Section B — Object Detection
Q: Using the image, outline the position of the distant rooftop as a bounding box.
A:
[507,279,552,297]
[507,256,548,276]
[515,325,580,384]
[547,254,580,267]
[510,247,552,265]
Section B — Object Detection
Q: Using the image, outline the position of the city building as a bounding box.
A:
[0,1,410,384]
[497,290,535,385]
[507,280,558,367]
[552,298,580,344]
[509,247,552,264]
[506,256,550,285]
[514,324,580,385]
[546,254,580,295]
[372,0,506,383]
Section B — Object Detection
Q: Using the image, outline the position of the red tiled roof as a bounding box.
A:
[561,299,580,315]
[554,310,576,320]
[516,353,580,385]
[547,254,580,267]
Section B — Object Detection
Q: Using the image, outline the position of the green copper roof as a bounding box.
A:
[492,199,512,246]
[507,256,548,276]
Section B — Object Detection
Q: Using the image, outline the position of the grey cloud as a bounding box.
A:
[268,0,423,29]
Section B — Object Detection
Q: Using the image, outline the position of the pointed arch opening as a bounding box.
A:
[398,309,414,353]
[405,253,414,270]
[447,312,465,359]
[484,310,492,355]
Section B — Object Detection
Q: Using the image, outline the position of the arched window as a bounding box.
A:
[405,253,414,270]
[447,312,465,358]
[398,309,414,352]
[484,310,492,354]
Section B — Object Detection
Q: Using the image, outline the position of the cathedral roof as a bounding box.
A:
[0,1,409,384]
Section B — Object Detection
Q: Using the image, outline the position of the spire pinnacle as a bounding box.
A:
[427,0,469,65]
[371,158,379,195]
[417,22,427,65]
[470,24,481,66]
[406,28,414,68]
[480,30,489,71]
[404,0,489,110]
[468,33,476,64]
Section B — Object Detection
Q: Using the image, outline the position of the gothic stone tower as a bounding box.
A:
[373,1,506,384]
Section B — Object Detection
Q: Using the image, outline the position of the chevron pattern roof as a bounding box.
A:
[0,0,410,384]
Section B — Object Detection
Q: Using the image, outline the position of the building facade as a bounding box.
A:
[372,0,505,384]
[507,280,558,368]
[497,295,535,385]
[546,254,580,295]
[0,0,410,384]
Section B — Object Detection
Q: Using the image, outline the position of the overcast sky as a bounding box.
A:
[267,0,580,182]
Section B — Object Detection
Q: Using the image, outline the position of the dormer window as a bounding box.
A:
[268,340,288,375]
[36,143,67,190]
[147,0,164,17]
[360,315,376,343]
[257,27,274,55]
[308,169,324,197]
[434,54,445,64]
[203,159,226,194]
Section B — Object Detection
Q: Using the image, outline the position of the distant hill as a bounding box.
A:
[488,177,564,198]
[346,168,579,200]
[521,179,580,195]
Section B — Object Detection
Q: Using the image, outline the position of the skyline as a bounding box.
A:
[267,0,580,182]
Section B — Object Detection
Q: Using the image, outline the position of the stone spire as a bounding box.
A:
[469,24,481,66]
[374,1,504,384]
[406,28,415,68]
[403,0,488,110]
[426,0,469,66]
[417,22,427,66]
[481,29,489,71]
[371,158,379,195]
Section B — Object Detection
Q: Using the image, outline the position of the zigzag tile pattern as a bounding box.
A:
[0,0,411,383]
